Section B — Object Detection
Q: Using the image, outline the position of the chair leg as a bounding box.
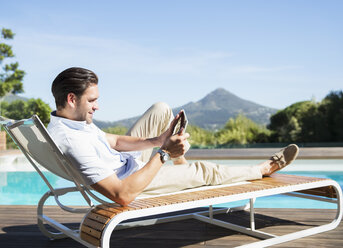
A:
[37,191,68,239]
[227,198,255,213]
[249,198,255,231]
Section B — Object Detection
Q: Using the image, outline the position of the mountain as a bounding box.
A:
[93,88,278,130]
[94,117,139,130]
[1,94,28,103]
[174,88,277,129]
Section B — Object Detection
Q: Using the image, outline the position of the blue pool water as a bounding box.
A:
[0,159,343,208]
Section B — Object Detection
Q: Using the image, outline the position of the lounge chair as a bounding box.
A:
[1,115,342,248]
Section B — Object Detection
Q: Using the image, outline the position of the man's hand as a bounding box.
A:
[158,111,190,158]
[157,110,186,145]
[161,132,190,158]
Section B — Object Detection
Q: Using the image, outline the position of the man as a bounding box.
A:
[48,67,299,206]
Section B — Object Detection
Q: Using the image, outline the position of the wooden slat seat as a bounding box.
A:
[80,174,341,247]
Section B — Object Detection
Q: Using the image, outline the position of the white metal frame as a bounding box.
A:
[2,116,343,248]
[91,179,342,248]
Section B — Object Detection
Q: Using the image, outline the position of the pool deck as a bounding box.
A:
[0,206,342,247]
[1,147,343,159]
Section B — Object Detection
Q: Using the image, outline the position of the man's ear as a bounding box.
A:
[66,93,78,108]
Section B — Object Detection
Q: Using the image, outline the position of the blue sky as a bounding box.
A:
[1,0,342,121]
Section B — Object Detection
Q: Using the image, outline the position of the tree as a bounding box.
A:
[268,91,343,143]
[1,98,51,149]
[0,28,52,127]
[0,28,24,98]
[268,101,316,142]
[319,90,343,141]
[1,99,51,125]
[187,125,215,148]
[215,114,271,146]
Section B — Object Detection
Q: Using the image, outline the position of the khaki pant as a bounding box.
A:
[127,102,262,195]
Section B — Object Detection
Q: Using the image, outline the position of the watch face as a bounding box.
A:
[163,154,169,162]
[158,149,169,163]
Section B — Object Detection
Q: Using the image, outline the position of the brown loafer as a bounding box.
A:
[270,144,299,171]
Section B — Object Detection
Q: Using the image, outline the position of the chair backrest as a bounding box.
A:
[5,115,75,181]
[2,115,112,206]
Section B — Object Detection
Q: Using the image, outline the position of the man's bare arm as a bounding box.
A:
[91,153,163,206]
[105,133,162,152]
[91,132,189,206]
[105,111,182,152]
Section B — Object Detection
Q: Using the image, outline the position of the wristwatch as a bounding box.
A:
[157,148,170,163]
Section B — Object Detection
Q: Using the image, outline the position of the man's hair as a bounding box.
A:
[51,67,98,109]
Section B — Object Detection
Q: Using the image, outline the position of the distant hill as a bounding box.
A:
[174,88,277,129]
[1,94,28,103]
[94,88,278,130]
[94,116,139,130]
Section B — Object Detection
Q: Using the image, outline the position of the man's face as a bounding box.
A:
[74,84,99,124]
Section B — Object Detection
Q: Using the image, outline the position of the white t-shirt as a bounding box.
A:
[47,112,144,185]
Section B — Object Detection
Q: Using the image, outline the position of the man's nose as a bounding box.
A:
[93,101,99,110]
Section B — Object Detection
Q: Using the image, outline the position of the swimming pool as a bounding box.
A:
[0,157,343,208]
